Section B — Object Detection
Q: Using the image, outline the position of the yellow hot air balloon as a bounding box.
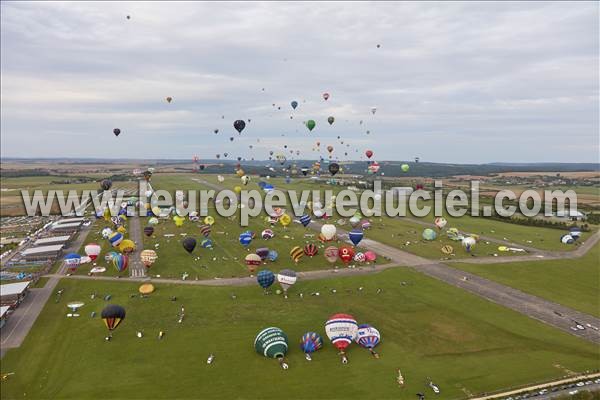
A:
[117,226,127,234]
[279,214,291,227]
[138,283,155,294]
[173,215,185,227]
[118,239,136,254]
[204,216,215,225]
[234,186,242,194]
[290,246,303,263]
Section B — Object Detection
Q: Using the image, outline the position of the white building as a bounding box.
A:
[33,235,71,246]
[20,244,64,261]
[1,281,31,307]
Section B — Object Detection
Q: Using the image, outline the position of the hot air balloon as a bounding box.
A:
[306,120,316,132]
[166,97,172,103]
[321,224,337,241]
[325,313,358,363]
[299,214,312,227]
[290,246,304,263]
[101,304,125,332]
[182,237,197,253]
[401,164,410,172]
[204,216,215,225]
[262,229,274,240]
[338,246,355,264]
[143,226,154,237]
[256,247,269,261]
[84,244,101,261]
[300,332,323,361]
[199,224,211,237]
[118,239,135,254]
[267,249,278,262]
[303,243,318,257]
[323,92,330,101]
[255,327,289,369]
[365,150,373,159]
[112,253,128,273]
[364,250,377,262]
[234,119,246,133]
[279,214,291,227]
[329,163,340,176]
[371,107,377,115]
[462,236,477,252]
[200,238,213,248]
[324,246,338,263]
[108,232,124,248]
[148,217,159,225]
[257,269,275,292]
[140,249,158,268]
[422,228,437,241]
[100,179,112,191]
[434,217,447,230]
[291,101,298,110]
[245,253,262,273]
[277,269,297,298]
[239,232,252,247]
[327,145,334,154]
[63,253,81,272]
[348,229,364,246]
[327,116,335,125]
[113,128,121,137]
[356,324,381,358]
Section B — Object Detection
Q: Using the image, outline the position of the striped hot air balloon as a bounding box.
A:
[299,214,312,227]
[254,327,289,369]
[101,304,125,331]
[140,249,158,268]
[112,253,128,273]
[290,246,304,263]
[199,225,211,237]
[277,269,296,297]
[200,238,213,248]
[63,253,81,272]
[355,324,381,358]
[108,232,124,248]
[303,243,318,257]
[325,313,358,363]
[300,332,323,361]
[245,253,262,273]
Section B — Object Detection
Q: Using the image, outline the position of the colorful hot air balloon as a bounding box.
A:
[355,324,381,358]
[299,214,312,227]
[257,269,275,291]
[338,246,355,264]
[182,237,197,253]
[290,246,304,263]
[112,253,128,273]
[254,327,289,369]
[108,232,124,248]
[325,313,358,363]
[300,332,323,361]
[101,304,125,332]
[306,120,316,132]
[140,249,158,268]
[434,217,447,230]
[234,119,246,133]
[84,243,101,261]
[63,253,81,272]
[199,224,211,237]
[348,229,364,246]
[200,238,213,248]
[277,269,297,298]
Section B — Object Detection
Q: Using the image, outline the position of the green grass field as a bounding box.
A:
[2,268,599,400]
[450,244,600,318]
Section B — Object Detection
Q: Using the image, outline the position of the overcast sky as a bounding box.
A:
[1,1,598,163]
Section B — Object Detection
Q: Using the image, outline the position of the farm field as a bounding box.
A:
[2,269,599,400]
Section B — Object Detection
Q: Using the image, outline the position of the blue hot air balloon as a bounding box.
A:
[257,269,275,291]
[239,232,252,247]
[267,250,278,262]
[348,229,364,246]
[201,238,213,248]
[355,324,381,358]
[300,332,323,361]
[299,214,312,227]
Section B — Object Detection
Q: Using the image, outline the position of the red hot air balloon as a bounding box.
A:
[365,150,373,159]
[338,246,355,264]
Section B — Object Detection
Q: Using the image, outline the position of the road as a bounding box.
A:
[194,178,600,344]
[1,221,94,358]
[127,215,146,278]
